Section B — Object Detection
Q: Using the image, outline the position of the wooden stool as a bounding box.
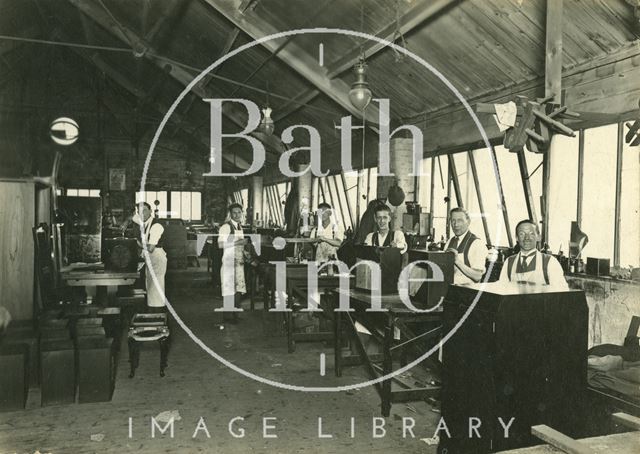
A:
[77,337,114,403]
[40,339,75,407]
[0,344,28,411]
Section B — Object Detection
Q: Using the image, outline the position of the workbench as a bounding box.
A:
[286,272,350,353]
[440,282,588,453]
[60,267,139,305]
[331,287,442,417]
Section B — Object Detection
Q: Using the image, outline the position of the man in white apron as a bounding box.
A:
[217,203,246,322]
[499,219,568,288]
[133,202,167,309]
[309,202,344,263]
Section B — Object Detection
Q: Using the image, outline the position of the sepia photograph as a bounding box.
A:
[0,0,639,453]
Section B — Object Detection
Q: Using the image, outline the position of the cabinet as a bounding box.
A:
[440,283,588,453]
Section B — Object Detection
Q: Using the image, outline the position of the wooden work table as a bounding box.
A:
[60,267,139,305]
[286,272,350,353]
[331,287,442,417]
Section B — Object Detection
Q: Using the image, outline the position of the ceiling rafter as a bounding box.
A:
[202,0,383,125]
[48,20,243,171]
[325,0,462,79]
[66,0,264,169]
[143,0,188,44]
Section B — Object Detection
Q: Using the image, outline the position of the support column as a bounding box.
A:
[542,0,563,245]
[250,175,263,226]
[376,138,418,230]
[297,164,313,233]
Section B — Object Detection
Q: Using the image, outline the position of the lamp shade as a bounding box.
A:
[259,106,275,135]
[349,59,372,111]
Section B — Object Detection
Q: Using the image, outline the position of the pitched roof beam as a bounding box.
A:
[325,0,462,79]
[66,0,268,170]
[202,0,383,125]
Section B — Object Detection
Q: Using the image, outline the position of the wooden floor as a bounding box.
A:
[0,269,441,453]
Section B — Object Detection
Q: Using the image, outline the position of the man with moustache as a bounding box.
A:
[445,207,487,284]
[499,219,568,288]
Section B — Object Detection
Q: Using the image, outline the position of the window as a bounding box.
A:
[581,124,618,261]
[65,188,100,197]
[263,183,287,226]
[547,134,579,253]
[620,131,640,267]
[169,191,201,221]
[136,191,168,216]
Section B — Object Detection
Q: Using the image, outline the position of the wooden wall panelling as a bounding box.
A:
[0,181,35,320]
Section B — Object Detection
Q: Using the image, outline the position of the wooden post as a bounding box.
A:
[576,129,584,225]
[491,147,514,247]
[330,176,347,229]
[429,158,436,236]
[542,0,563,245]
[614,122,624,267]
[517,149,539,225]
[340,172,355,229]
[446,160,452,239]
[448,154,463,208]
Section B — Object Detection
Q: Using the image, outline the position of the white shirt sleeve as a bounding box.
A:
[547,256,569,289]
[468,239,488,272]
[364,232,374,246]
[148,223,164,246]
[218,223,231,248]
[333,223,344,242]
[393,231,408,254]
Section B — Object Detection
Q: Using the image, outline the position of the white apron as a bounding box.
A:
[220,224,246,297]
[146,248,168,307]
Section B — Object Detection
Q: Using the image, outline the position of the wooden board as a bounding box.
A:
[0,182,34,320]
[498,431,639,453]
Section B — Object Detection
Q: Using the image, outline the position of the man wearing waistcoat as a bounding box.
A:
[445,207,487,284]
[132,202,167,309]
[499,219,568,288]
[218,203,247,321]
[364,204,408,254]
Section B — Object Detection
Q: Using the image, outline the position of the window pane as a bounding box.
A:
[417,158,432,210]
[77,189,89,197]
[181,192,191,220]
[620,132,639,267]
[171,192,181,219]
[344,170,358,228]
[582,124,617,260]
[454,153,487,246]
[547,134,578,253]
[452,153,469,208]
[89,189,100,197]
[333,175,351,229]
[367,167,378,204]
[525,151,544,222]
[472,148,506,247]
[154,192,167,217]
[431,156,448,240]
[191,192,202,221]
[495,145,528,237]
